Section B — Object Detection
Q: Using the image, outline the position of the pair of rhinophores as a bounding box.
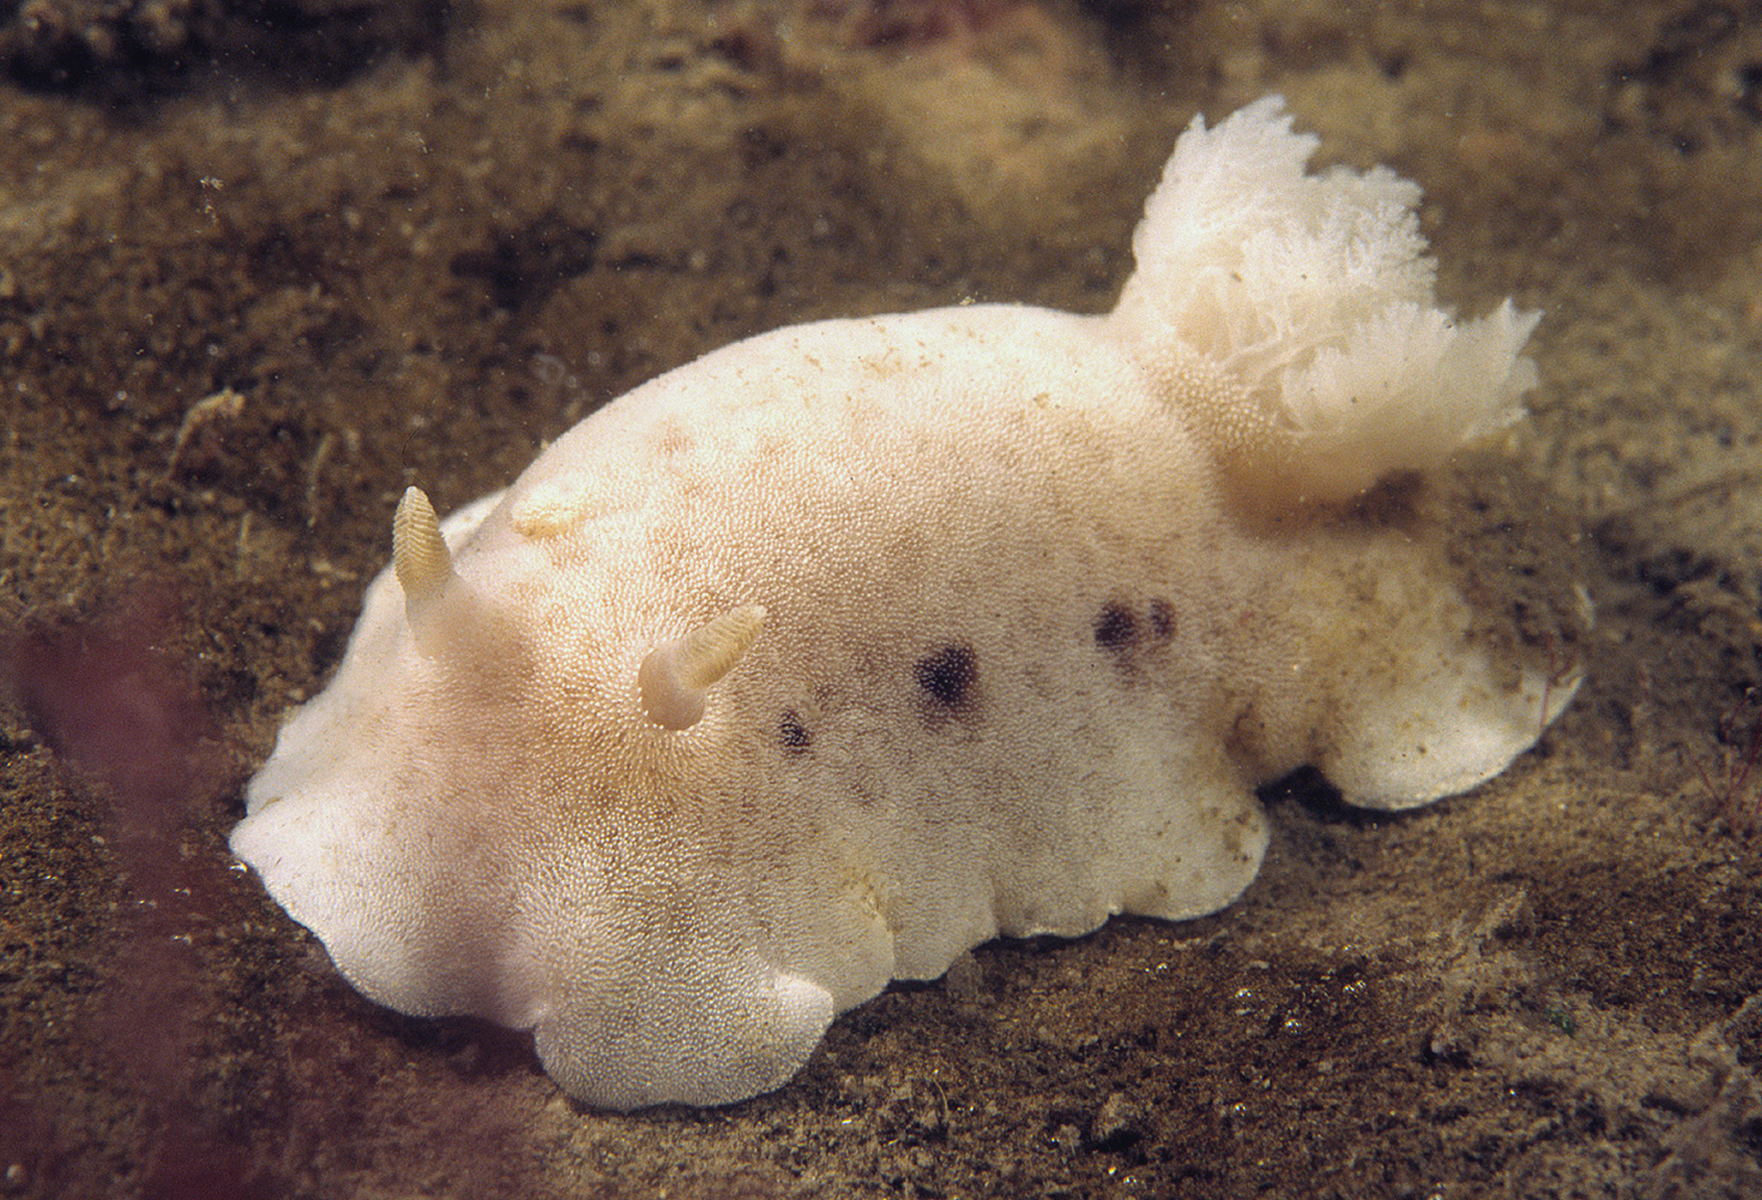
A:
[231,97,1586,1111]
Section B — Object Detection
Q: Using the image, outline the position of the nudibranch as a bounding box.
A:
[232,97,1584,1110]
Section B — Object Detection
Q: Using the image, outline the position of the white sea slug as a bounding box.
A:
[232,97,1583,1110]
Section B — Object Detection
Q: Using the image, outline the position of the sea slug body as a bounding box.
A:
[231,97,1585,1110]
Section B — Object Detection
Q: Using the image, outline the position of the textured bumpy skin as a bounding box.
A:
[231,98,1582,1110]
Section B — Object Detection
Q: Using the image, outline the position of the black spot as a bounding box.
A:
[915,644,976,707]
[779,710,811,753]
[1093,603,1138,650]
[1149,599,1176,640]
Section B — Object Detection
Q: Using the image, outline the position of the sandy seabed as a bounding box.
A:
[2,1,1761,1196]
